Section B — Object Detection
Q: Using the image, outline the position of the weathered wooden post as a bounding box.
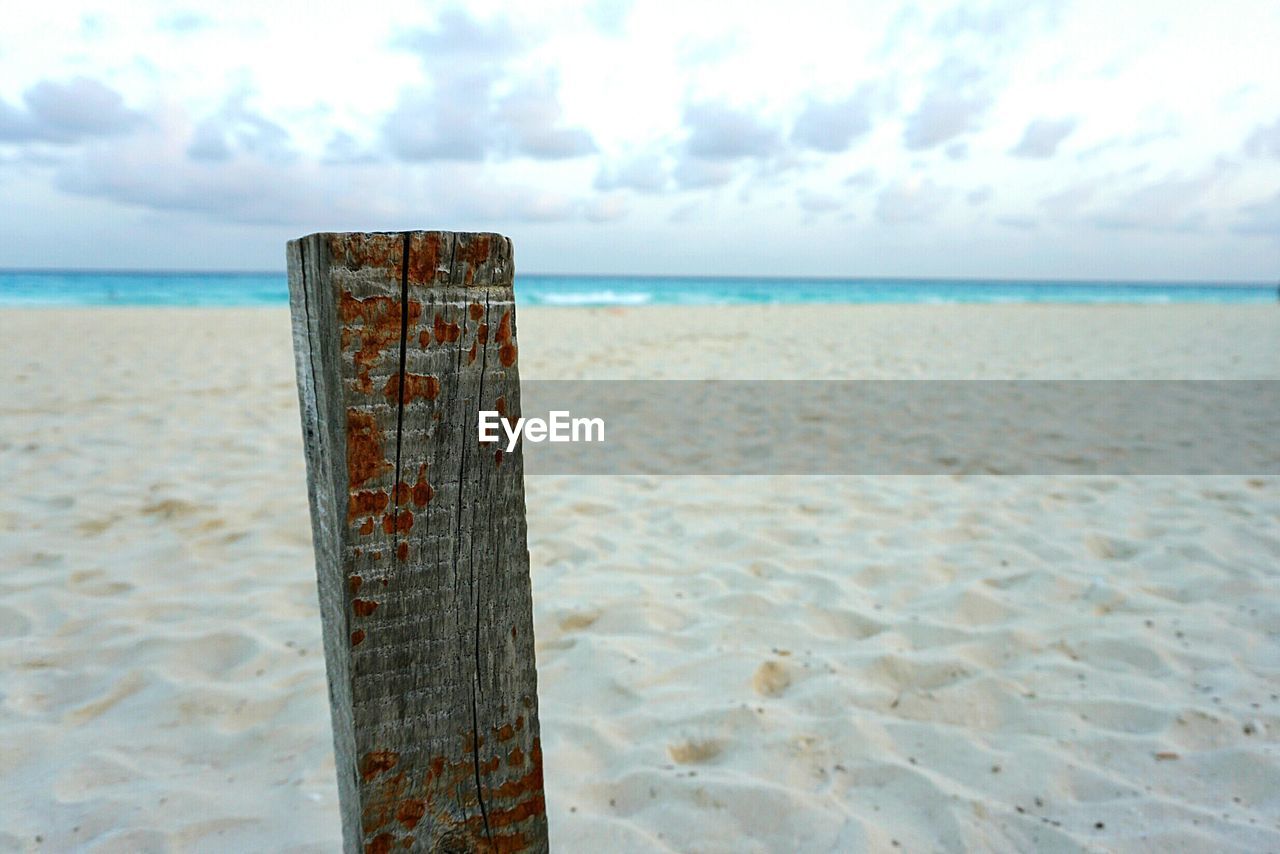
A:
[286,232,547,853]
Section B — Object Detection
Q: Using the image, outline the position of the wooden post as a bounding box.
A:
[286,232,547,854]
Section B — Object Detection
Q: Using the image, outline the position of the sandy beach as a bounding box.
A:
[1,304,1278,852]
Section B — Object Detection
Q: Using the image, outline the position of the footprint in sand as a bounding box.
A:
[753,660,791,697]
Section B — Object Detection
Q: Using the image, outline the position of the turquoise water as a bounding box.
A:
[0,270,1275,306]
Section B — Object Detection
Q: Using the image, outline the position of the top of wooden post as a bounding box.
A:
[290,231,514,288]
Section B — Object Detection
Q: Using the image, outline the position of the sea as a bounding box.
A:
[0,270,1275,307]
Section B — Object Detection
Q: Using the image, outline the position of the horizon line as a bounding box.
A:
[0,267,1275,288]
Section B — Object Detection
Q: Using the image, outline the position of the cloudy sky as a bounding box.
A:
[2,0,1278,279]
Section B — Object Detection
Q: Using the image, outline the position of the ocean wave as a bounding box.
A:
[531,290,654,306]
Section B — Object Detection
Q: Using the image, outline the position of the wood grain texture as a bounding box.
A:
[287,232,546,854]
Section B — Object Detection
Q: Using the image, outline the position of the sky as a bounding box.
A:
[1,0,1278,279]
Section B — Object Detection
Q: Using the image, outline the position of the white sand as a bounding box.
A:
[1,305,1278,852]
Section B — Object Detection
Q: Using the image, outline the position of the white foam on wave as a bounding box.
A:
[535,290,654,306]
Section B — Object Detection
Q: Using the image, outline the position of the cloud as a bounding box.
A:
[1243,116,1280,159]
[322,131,379,165]
[385,11,594,162]
[996,215,1037,230]
[158,11,212,33]
[44,101,612,230]
[876,179,952,223]
[797,190,844,214]
[791,88,874,152]
[393,9,526,60]
[586,0,633,36]
[844,169,876,189]
[585,191,629,222]
[1010,118,1077,158]
[595,151,670,193]
[383,74,493,161]
[683,102,783,159]
[967,186,993,205]
[496,73,597,159]
[0,77,143,144]
[673,157,735,189]
[186,90,294,163]
[932,0,1059,40]
[903,61,992,151]
[1089,168,1228,232]
[1039,182,1097,219]
[1232,191,1280,236]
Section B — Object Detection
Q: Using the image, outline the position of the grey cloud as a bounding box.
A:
[1010,118,1077,158]
[678,33,740,66]
[966,186,993,205]
[673,157,735,189]
[386,11,594,162]
[585,192,629,222]
[384,73,493,161]
[932,1,1064,46]
[323,131,380,165]
[58,142,341,226]
[1244,116,1280,159]
[903,61,992,151]
[595,152,670,193]
[945,141,968,160]
[186,91,294,163]
[791,88,874,152]
[0,77,143,144]
[1039,182,1097,219]
[683,103,783,160]
[876,180,952,223]
[385,72,596,162]
[844,169,876,188]
[996,215,1037,230]
[587,0,633,36]
[1233,191,1280,235]
[797,190,844,214]
[497,74,597,159]
[54,118,610,227]
[158,11,212,33]
[1089,169,1228,232]
[394,9,525,62]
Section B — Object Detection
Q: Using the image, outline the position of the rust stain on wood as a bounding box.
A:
[384,372,441,405]
[349,489,390,522]
[459,235,492,285]
[353,599,380,618]
[351,629,366,646]
[339,292,422,392]
[381,510,413,535]
[396,798,427,830]
[347,410,391,490]
[328,233,402,275]
[406,232,442,285]
[360,751,399,783]
[433,313,461,345]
